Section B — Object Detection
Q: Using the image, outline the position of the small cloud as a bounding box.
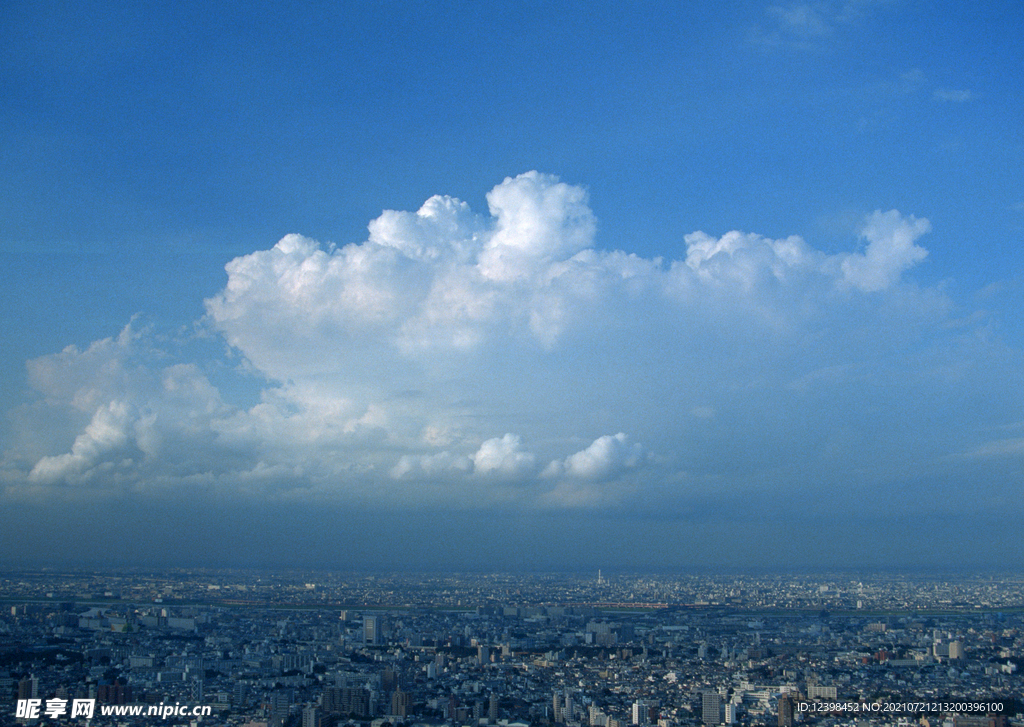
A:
[839,210,930,292]
[933,88,973,103]
[953,438,1024,461]
[471,434,536,477]
[751,1,892,52]
[769,4,834,38]
[870,68,926,99]
[543,433,645,480]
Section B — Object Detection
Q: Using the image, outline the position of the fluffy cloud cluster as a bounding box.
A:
[542,433,645,480]
[206,172,936,369]
[6,171,1007,513]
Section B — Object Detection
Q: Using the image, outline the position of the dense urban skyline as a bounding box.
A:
[2,1,1023,571]
[2,569,1022,727]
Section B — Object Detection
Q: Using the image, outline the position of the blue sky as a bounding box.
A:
[1,0,1022,571]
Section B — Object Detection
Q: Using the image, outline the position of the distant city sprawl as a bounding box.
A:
[1,570,1022,727]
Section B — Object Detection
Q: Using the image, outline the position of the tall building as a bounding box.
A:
[778,695,794,727]
[489,693,499,723]
[553,691,563,723]
[702,692,721,725]
[270,691,290,722]
[364,614,382,645]
[302,706,321,727]
[390,688,409,717]
[632,700,648,725]
[17,676,38,700]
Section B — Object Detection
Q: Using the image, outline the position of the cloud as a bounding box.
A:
[478,172,596,283]
[537,434,647,509]
[768,4,834,39]
[933,88,973,103]
[953,437,1024,460]
[751,1,890,51]
[839,210,930,292]
[6,171,1014,520]
[542,433,645,480]
[29,400,134,485]
[390,434,537,481]
[390,450,472,479]
[471,434,537,478]
[205,174,931,374]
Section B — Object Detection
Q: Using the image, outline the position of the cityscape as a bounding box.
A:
[4,3,1024,727]
[2,569,1021,727]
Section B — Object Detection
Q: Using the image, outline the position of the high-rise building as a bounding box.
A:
[390,688,409,717]
[489,693,499,723]
[702,692,721,725]
[270,691,290,722]
[364,614,382,645]
[302,706,321,727]
[17,676,38,701]
[778,695,794,727]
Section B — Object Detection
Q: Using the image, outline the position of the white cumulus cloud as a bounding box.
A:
[839,210,930,292]
[471,434,537,478]
[542,433,646,480]
[8,172,1004,518]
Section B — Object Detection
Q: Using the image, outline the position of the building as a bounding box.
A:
[323,686,371,717]
[390,688,409,717]
[17,676,39,701]
[364,614,382,645]
[702,692,721,725]
[778,695,794,727]
[302,706,321,727]
[806,686,837,700]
